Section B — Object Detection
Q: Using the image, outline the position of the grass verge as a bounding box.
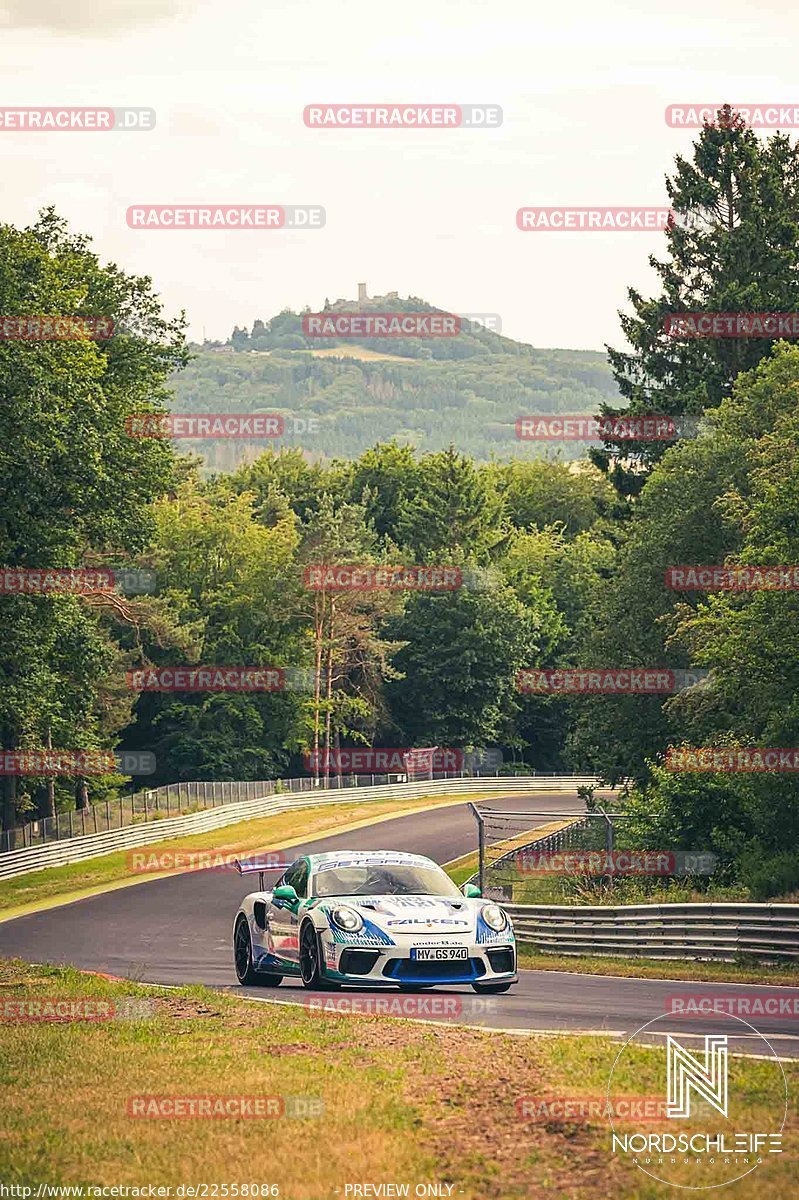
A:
[0,791,497,920]
[518,946,799,987]
[0,959,795,1198]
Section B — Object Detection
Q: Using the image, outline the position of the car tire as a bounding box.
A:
[299,921,339,990]
[257,972,283,987]
[471,981,513,994]
[234,915,283,987]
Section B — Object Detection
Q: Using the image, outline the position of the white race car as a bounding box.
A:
[233,850,517,992]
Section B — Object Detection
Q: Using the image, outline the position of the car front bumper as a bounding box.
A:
[320,932,517,987]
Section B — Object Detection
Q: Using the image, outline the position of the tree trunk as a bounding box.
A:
[323,598,335,788]
[1,773,17,836]
[75,777,89,810]
[312,594,324,784]
[42,727,55,819]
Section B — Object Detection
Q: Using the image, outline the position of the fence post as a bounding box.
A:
[596,806,614,854]
[469,803,485,896]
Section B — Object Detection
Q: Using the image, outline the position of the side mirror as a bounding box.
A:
[463,883,481,898]
[273,884,300,908]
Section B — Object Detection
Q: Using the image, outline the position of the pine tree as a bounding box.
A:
[595,106,799,493]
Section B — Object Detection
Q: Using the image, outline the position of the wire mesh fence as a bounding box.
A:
[470,806,602,900]
[0,768,501,854]
[470,802,717,902]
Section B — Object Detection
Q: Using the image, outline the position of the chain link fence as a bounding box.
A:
[1,768,509,854]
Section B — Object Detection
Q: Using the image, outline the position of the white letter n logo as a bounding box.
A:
[667,1035,728,1118]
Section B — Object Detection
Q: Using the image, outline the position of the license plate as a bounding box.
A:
[410,946,468,961]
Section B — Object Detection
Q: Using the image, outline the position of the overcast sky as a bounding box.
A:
[1,0,798,350]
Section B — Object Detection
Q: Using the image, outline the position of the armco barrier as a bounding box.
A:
[507,902,799,962]
[0,776,599,880]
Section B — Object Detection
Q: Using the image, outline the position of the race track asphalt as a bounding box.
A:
[1,790,797,1057]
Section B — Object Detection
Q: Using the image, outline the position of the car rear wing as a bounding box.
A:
[234,857,288,892]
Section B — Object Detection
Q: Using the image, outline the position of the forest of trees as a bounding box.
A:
[170,330,618,466]
[4,108,799,898]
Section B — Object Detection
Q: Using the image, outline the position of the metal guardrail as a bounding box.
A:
[0,775,600,880]
[1,778,298,853]
[507,902,799,962]
[0,771,602,853]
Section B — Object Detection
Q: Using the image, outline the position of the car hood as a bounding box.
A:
[323,893,475,934]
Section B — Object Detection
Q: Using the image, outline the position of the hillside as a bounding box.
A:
[169,289,622,468]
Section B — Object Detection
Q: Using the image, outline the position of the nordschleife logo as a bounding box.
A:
[667,1035,728,1119]
[606,1013,787,1190]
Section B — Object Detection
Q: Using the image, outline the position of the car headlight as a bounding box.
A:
[481,903,508,932]
[331,905,364,933]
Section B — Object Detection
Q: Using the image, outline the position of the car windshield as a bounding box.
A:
[312,862,463,899]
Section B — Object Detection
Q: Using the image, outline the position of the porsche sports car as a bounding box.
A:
[233,850,517,992]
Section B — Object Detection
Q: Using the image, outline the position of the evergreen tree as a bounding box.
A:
[596,106,799,493]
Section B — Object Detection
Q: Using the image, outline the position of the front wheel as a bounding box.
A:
[299,922,339,990]
[471,981,513,994]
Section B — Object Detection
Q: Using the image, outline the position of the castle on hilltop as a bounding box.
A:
[327,284,400,310]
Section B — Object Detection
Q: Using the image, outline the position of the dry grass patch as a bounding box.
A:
[3,960,794,1198]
